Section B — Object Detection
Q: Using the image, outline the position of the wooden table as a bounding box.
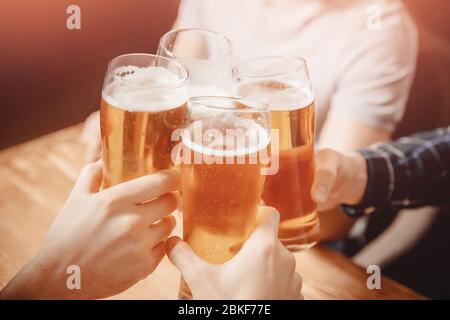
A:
[0,125,424,300]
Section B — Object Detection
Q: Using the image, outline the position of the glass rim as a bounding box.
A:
[106,53,190,89]
[189,96,269,113]
[158,28,233,62]
[232,55,308,79]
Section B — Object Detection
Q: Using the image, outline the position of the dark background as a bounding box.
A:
[0,0,449,149]
[0,0,179,149]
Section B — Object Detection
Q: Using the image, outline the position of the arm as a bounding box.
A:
[317,118,391,241]
[311,127,450,219]
[319,117,391,152]
[344,127,450,216]
[317,3,418,240]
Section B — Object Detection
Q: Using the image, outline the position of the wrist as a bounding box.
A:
[1,250,80,300]
[0,254,55,299]
[344,151,368,205]
[32,249,87,299]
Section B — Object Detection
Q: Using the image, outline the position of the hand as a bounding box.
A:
[0,161,180,299]
[311,149,368,211]
[80,111,101,164]
[167,207,303,300]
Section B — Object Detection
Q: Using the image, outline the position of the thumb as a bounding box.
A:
[254,206,280,237]
[238,206,280,257]
[166,236,207,284]
[311,149,340,204]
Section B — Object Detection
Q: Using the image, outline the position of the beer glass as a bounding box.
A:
[179,96,270,299]
[158,28,233,96]
[100,53,189,188]
[233,56,320,251]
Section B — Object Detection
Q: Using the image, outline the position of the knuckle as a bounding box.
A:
[161,220,175,236]
[322,148,335,156]
[325,148,339,159]
[127,217,142,233]
[152,220,173,239]
[320,167,336,180]
[318,148,334,160]
[151,173,168,190]
[160,193,178,211]
[100,193,119,211]
[119,222,142,246]
[327,193,340,205]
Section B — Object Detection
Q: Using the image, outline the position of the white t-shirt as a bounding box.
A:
[176,0,418,134]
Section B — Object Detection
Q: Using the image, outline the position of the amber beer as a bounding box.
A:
[179,97,270,299]
[236,78,320,251]
[100,54,189,188]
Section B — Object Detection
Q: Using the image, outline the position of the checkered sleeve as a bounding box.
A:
[341,126,450,218]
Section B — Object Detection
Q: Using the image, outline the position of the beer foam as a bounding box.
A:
[235,80,314,111]
[183,114,270,158]
[102,66,187,112]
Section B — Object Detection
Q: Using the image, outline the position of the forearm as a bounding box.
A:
[0,252,81,300]
[342,127,450,217]
[318,117,391,152]
[318,117,390,240]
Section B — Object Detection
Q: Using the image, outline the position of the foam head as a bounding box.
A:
[102,66,187,112]
[183,113,270,158]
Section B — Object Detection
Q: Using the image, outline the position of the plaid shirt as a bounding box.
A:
[342,126,450,218]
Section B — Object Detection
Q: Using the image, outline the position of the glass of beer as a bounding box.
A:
[233,56,320,251]
[158,28,233,96]
[179,96,270,299]
[100,53,189,188]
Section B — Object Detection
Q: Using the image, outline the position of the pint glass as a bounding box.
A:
[158,28,233,96]
[179,96,270,299]
[233,56,320,251]
[100,53,189,188]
